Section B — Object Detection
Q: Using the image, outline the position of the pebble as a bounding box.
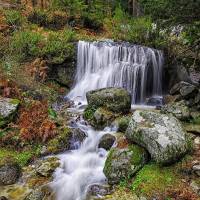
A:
[193,165,200,176]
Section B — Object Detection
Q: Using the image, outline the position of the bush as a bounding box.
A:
[42,29,76,64]
[4,10,22,28]
[11,30,44,60]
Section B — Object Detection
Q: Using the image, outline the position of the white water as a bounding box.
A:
[51,110,116,200]
[68,41,164,104]
[51,41,164,200]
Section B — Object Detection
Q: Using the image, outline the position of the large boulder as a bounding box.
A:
[126,110,191,164]
[86,88,131,113]
[103,145,148,184]
[0,97,20,127]
[161,100,190,120]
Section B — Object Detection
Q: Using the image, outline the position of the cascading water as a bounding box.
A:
[51,41,164,200]
[68,40,164,104]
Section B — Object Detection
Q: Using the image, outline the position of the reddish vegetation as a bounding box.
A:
[116,137,129,149]
[18,100,57,143]
[159,185,199,200]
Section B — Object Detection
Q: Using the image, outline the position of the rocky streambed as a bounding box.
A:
[0,86,200,200]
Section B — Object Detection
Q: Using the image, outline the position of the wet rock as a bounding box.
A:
[161,100,190,120]
[126,110,191,164]
[69,128,87,150]
[36,157,60,177]
[98,134,116,150]
[103,145,148,184]
[44,127,87,155]
[193,165,200,176]
[146,96,163,107]
[0,97,20,127]
[86,87,131,113]
[93,107,115,129]
[87,184,112,197]
[0,161,21,185]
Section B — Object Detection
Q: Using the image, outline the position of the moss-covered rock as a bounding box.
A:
[103,145,148,184]
[0,97,20,128]
[126,110,192,165]
[116,116,131,133]
[45,127,87,154]
[161,100,190,121]
[86,88,131,114]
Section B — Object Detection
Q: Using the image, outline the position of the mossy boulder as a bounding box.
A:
[0,97,20,128]
[126,110,191,165]
[103,145,148,184]
[86,88,131,114]
[116,116,131,132]
[45,127,87,155]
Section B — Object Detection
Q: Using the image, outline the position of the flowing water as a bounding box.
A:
[51,41,164,200]
[51,107,116,200]
[68,41,164,104]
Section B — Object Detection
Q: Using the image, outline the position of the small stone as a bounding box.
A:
[194,137,200,145]
[0,197,8,200]
[87,184,112,197]
[190,180,200,194]
[98,134,116,150]
[193,165,200,176]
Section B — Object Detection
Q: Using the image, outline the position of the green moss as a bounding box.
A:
[131,163,179,197]
[47,127,71,154]
[0,146,41,167]
[117,116,131,132]
[83,106,97,121]
[129,145,148,166]
[10,98,20,105]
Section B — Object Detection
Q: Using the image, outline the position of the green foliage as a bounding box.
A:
[118,116,130,132]
[42,29,76,63]
[48,108,57,119]
[11,30,44,60]
[83,106,96,121]
[0,147,41,167]
[131,163,177,197]
[4,9,23,28]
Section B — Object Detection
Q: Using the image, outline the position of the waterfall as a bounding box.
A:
[67,40,164,104]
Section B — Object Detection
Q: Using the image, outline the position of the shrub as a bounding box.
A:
[11,30,44,60]
[4,9,22,28]
[42,29,76,64]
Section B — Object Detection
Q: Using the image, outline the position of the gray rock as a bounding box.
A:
[98,134,116,150]
[170,81,198,99]
[126,110,191,164]
[0,163,21,185]
[190,180,200,194]
[25,189,45,200]
[87,184,112,197]
[161,100,190,120]
[0,97,20,127]
[36,157,60,177]
[103,145,148,184]
[93,107,115,129]
[193,165,200,176]
[86,87,131,113]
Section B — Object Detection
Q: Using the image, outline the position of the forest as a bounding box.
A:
[0,0,200,200]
